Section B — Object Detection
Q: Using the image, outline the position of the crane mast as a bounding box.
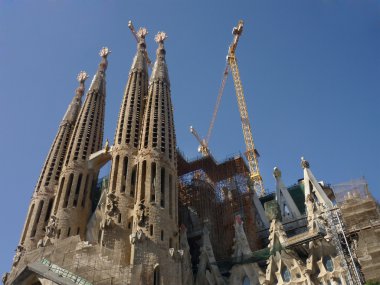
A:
[228,20,265,197]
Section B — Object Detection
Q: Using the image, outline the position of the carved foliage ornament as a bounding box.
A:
[154,32,168,43]
[77,71,89,83]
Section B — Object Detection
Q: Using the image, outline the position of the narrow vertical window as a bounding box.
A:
[169,174,173,217]
[112,156,120,191]
[73,173,82,207]
[153,265,160,285]
[77,227,80,235]
[21,204,34,243]
[81,174,89,208]
[151,162,156,202]
[121,156,128,192]
[67,227,71,237]
[150,224,153,236]
[44,198,54,222]
[160,168,165,207]
[54,177,65,214]
[131,165,137,197]
[161,230,164,241]
[30,200,44,237]
[63,173,74,208]
[140,161,146,201]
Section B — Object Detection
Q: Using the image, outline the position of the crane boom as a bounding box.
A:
[227,20,265,197]
[190,126,210,156]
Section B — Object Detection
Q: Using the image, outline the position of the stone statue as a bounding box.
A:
[45,215,58,238]
[137,200,147,227]
[12,245,25,266]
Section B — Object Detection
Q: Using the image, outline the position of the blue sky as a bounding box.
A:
[0,0,379,274]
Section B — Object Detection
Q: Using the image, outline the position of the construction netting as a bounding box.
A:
[332,178,371,205]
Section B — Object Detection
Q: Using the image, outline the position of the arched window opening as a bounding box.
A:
[281,266,291,282]
[323,256,334,272]
[118,213,122,223]
[153,265,160,285]
[242,276,250,285]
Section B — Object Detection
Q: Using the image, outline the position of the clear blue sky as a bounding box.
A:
[0,0,379,275]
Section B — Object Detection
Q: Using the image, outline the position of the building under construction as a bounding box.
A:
[4,20,380,285]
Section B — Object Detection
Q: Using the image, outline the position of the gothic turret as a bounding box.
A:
[52,48,110,241]
[100,28,149,264]
[130,32,180,284]
[17,72,88,252]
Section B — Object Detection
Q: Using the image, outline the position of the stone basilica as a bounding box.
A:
[4,24,380,285]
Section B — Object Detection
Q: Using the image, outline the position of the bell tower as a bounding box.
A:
[130,32,181,284]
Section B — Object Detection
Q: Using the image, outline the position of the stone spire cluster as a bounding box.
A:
[18,71,88,251]
[12,23,180,284]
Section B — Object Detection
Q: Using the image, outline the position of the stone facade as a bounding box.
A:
[5,25,380,285]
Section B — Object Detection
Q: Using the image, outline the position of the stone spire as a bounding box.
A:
[18,72,87,251]
[100,28,149,264]
[52,48,110,241]
[130,32,180,283]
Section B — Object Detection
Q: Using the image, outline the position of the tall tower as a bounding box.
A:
[130,32,180,284]
[18,72,88,251]
[100,28,149,265]
[52,48,110,241]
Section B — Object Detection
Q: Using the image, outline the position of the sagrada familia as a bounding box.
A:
[3,23,380,285]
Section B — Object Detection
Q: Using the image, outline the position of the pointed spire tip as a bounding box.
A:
[77,71,89,83]
[155,31,168,44]
[99,47,111,58]
[273,167,281,178]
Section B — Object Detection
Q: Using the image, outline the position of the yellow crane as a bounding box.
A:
[189,20,265,197]
[228,20,265,197]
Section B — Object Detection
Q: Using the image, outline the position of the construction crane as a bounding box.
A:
[227,20,265,197]
[189,126,210,156]
[189,62,228,157]
[128,20,152,67]
[189,20,265,197]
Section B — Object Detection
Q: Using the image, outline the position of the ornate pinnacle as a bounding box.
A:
[273,167,282,178]
[137,27,148,40]
[301,157,310,169]
[99,47,111,58]
[154,31,168,44]
[77,71,89,83]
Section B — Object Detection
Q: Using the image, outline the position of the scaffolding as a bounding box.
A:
[178,151,262,272]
